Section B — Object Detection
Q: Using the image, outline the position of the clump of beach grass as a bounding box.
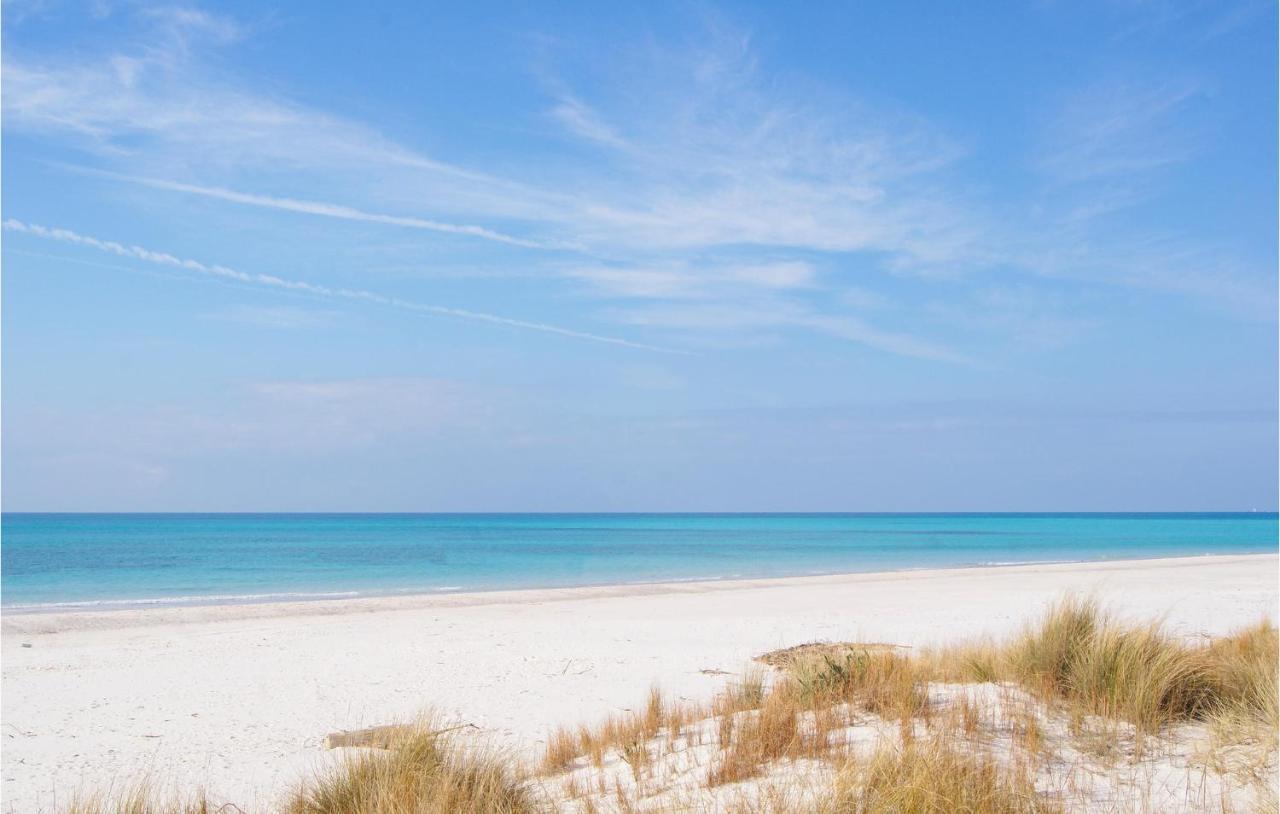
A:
[706,691,804,787]
[817,738,1061,814]
[1193,619,1280,796]
[539,685,674,776]
[63,787,219,814]
[782,647,928,720]
[1203,619,1279,734]
[1007,597,1219,731]
[286,722,534,814]
[923,597,1279,738]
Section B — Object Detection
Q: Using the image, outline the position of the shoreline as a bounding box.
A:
[3,552,1273,633]
[6,549,1271,615]
[7,512,1275,617]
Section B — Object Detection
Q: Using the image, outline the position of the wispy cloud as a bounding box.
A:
[83,170,561,249]
[1038,78,1202,186]
[4,2,1272,371]
[2,219,686,354]
[565,257,974,361]
[549,96,632,151]
[535,50,977,262]
[566,260,816,299]
[140,5,246,46]
[1,8,566,227]
[3,9,979,262]
[1007,72,1277,319]
[611,301,972,364]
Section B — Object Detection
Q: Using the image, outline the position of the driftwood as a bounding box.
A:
[755,641,907,669]
[324,723,477,750]
[324,724,411,750]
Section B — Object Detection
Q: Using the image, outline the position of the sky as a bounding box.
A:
[1,0,1276,512]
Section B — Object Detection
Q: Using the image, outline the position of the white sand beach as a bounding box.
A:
[2,554,1276,813]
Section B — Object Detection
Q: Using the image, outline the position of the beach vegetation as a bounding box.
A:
[286,722,534,814]
[815,738,1059,814]
[63,786,219,814]
[63,598,1278,814]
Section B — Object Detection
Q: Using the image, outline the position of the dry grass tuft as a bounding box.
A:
[818,739,1062,814]
[706,692,803,787]
[64,787,221,814]
[539,686,675,776]
[1197,620,1280,795]
[783,647,928,720]
[1003,598,1213,731]
[1204,620,1280,731]
[642,684,666,736]
[286,723,533,814]
[541,727,580,774]
[928,597,1279,737]
[713,668,768,717]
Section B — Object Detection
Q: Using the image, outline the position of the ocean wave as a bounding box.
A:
[1,551,1250,612]
[975,558,1084,567]
[3,590,363,611]
[622,575,725,585]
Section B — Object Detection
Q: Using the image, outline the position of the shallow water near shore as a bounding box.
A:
[2,512,1275,610]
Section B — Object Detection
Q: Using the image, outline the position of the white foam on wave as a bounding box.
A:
[975,558,1084,567]
[622,575,725,585]
[3,590,363,612]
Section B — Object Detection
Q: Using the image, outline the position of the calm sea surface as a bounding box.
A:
[1,513,1275,610]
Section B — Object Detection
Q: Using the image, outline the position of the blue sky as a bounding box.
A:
[2,0,1276,511]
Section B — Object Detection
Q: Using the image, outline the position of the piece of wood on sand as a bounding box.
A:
[324,724,413,750]
[324,723,478,750]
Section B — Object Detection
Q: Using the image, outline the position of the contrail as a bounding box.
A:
[2,219,687,354]
[62,167,564,250]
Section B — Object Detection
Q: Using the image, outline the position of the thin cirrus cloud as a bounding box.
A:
[549,96,633,151]
[3,2,1270,365]
[79,170,564,250]
[1037,78,1204,188]
[563,260,973,362]
[0,29,1041,365]
[1,12,580,226]
[2,10,984,263]
[610,301,972,364]
[2,14,985,364]
[1,219,687,355]
[566,261,817,299]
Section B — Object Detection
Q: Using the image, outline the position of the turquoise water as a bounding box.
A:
[1,513,1275,610]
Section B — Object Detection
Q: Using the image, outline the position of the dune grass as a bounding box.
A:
[64,790,221,814]
[782,647,928,720]
[817,739,1060,814]
[285,724,534,814]
[848,744,1054,814]
[924,597,1279,736]
[1204,619,1280,731]
[706,691,805,787]
[532,599,1276,811]
[1007,597,1220,730]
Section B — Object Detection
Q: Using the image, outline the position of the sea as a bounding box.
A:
[1,513,1275,611]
